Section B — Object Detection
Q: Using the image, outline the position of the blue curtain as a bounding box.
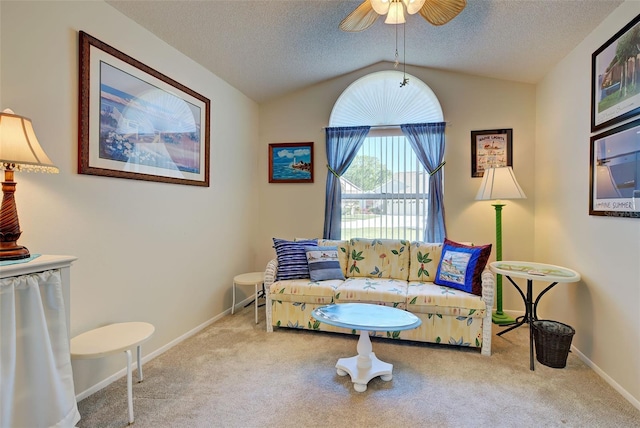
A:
[323,126,370,239]
[401,122,447,243]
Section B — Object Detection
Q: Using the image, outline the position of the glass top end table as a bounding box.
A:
[489,261,580,370]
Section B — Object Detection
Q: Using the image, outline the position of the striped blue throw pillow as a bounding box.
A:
[273,238,318,280]
[305,246,345,281]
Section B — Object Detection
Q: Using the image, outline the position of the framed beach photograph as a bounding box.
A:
[591,14,640,132]
[78,31,211,186]
[470,129,513,177]
[268,142,314,183]
[589,118,640,218]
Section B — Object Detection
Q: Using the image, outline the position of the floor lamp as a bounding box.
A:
[476,166,526,325]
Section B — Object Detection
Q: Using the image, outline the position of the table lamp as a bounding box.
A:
[476,166,526,325]
[0,109,58,261]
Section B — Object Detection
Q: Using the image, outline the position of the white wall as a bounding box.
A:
[1,1,259,396]
[0,3,2,106]
[257,62,537,314]
[536,1,640,407]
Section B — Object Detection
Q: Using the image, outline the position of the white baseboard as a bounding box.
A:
[501,309,640,412]
[73,298,252,402]
[570,345,640,412]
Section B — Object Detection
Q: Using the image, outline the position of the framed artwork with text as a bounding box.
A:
[471,129,513,177]
[589,118,640,218]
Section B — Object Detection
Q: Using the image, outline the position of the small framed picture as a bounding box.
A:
[589,118,640,218]
[268,142,314,183]
[471,129,513,177]
[591,14,640,132]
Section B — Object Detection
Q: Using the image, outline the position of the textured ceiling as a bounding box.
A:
[106,0,623,103]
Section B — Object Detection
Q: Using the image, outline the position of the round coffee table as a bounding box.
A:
[312,303,421,392]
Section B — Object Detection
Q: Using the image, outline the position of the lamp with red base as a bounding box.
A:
[0,109,58,261]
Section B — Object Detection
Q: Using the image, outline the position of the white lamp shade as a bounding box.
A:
[370,0,391,15]
[402,0,426,15]
[476,166,526,201]
[385,1,406,24]
[0,109,58,173]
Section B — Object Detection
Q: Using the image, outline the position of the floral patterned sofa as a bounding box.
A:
[264,238,495,355]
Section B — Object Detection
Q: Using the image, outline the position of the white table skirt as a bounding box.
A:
[0,269,80,428]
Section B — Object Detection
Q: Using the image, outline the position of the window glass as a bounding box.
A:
[341,134,428,240]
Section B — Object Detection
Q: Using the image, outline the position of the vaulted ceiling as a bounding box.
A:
[106,0,623,103]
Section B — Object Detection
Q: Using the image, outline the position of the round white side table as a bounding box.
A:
[232,271,265,324]
[70,322,155,424]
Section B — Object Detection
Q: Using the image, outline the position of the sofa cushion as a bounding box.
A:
[318,239,349,277]
[397,310,485,347]
[334,277,408,308]
[434,239,491,296]
[305,246,345,281]
[269,278,339,304]
[408,242,442,282]
[347,238,410,279]
[273,238,318,280]
[406,281,486,316]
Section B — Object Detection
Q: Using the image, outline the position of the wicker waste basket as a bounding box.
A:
[532,320,575,368]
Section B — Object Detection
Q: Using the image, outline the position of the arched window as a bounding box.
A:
[325,71,445,241]
[330,70,443,127]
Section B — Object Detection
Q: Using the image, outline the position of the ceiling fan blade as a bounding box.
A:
[339,1,380,32]
[419,0,466,26]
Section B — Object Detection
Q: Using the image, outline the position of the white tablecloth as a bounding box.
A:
[0,269,80,427]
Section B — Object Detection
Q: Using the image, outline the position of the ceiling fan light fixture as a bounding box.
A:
[340,0,465,32]
[385,1,406,24]
[419,0,467,26]
[402,0,426,15]
[370,0,390,15]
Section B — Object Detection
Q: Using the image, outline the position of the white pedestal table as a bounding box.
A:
[312,303,421,392]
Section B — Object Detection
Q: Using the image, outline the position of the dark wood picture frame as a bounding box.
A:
[591,13,640,132]
[268,142,314,183]
[471,129,513,177]
[78,31,211,186]
[589,118,640,218]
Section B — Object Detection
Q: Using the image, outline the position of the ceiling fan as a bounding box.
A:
[340,0,466,32]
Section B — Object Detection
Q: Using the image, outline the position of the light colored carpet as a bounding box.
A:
[77,307,640,427]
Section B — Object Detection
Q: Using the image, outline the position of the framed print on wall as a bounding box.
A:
[268,142,314,183]
[589,118,640,218]
[470,129,513,177]
[78,31,211,186]
[591,13,640,132]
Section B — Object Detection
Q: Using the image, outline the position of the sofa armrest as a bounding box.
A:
[265,258,278,291]
[264,259,278,332]
[480,268,495,356]
[481,268,494,309]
